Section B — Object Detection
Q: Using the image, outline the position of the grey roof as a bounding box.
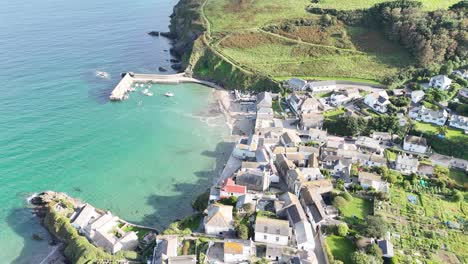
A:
[377,96,388,104]
[257,92,272,107]
[255,217,290,236]
[405,135,427,146]
[294,221,315,247]
[287,204,308,225]
[309,80,336,87]
[396,155,419,167]
[378,240,394,258]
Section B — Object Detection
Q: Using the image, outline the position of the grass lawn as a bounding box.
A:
[414,121,467,141]
[311,0,460,10]
[274,76,381,84]
[384,149,397,162]
[324,107,345,119]
[326,235,356,264]
[338,196,373,225]
[121,225,152,240]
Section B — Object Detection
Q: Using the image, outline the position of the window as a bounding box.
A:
[264,235,267,240]
[276,237,279,242]
[264,226,267,232]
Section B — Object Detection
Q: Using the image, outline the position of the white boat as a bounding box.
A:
[164,92,174,97]
[96,71,110,79]
[142,89,153,97]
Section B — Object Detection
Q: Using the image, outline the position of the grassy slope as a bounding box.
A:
[338,196,373,225]
[312,0,461,10]
[326,235,356,263]
[203,0,414,83]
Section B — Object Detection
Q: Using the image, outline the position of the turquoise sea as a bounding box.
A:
[0,0,230,262]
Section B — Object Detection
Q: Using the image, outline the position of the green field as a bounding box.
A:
[414,121,467,141]
[311,0,461,10]
[338,196,373,225]
[325,235,356,264]
[378,186,468,263]
[202,0,414,83]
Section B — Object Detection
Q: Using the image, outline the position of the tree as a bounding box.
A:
[437,126,448,136]
[403,180,411,190]
[452,190,464,202]
[351,251,381,264]
[337,223,349,237]
[364,215,388,238]
[337,179,345,190]
[433,165,449,178]
[367,243,383,258]
[236,223,249,240]
[342,191,353,201]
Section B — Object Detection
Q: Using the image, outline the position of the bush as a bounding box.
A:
[192,190,210,212]
[236,223,249,240]
[342,191,353,201]
[366,243,383,258]
[452,190,464,202]
[364,215,388,238]
[337,223,349,237]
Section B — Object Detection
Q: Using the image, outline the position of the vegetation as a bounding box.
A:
[325,235,356,264]
[335,195,373,226]
[192,190,210,212]
[310,0,461,10]
[377,185,468,262]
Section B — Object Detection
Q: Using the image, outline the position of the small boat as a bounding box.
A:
[142,89,153,97]
[96,71,110,79]
[164,92,174,97]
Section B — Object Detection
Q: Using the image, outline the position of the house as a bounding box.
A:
[287,78,308,91]
[409,106,448,126]
[364,91,390,113]
[418,164,434,176]
[203,204,234,235]
[358,172,389,192]
[453,69,468,80]
[254,217,290,246]
[300,112,324,129]
[429,75,452,90]
[370,132,393,142]
[232,134,258,160]
[168,255,197,264]
[301,167,323,181]
[403,135,428,154]
[83,212,139,254]
[286,203,308,226]
[449,114,468,132]
[411,90,425,104]
[236,168,270,192]
[220,178,247,199]
[300,97,322,112]
[393,89,405,96]
[329,88,360,106]
[395,154,419,174]
[275,154,296,178]
[458,88,468,99]
[236,194,255,213]
[367,154,387,167]
[287,169,306,195]
[355,136,382,154]
[308,128,328,143]
[309,80,336,93]
[257,107,274,120]
[326,136,345,149]
[378,240,395,258]
[332,158,353,183]
[152,236,178,264]
[71,204,99,232]
[257,92,273,109]
[223,240,253,263]
[281,131,302,147]
[294,221,315,251]
[288,93,303,113]
[266,244,284,261]
[255,118,284,134]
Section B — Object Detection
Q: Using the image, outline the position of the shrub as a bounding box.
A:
[366,243,383,258]
[337,223,349,237]
[192,190,210,212]
[452,190,464,202]
[236,223,249,240]
[364,215,388,238]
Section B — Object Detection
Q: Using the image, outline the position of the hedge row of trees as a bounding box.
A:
[324,115,406,137]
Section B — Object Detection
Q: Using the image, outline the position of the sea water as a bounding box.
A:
[0,0,230,262]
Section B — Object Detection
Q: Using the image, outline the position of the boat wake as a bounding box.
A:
[95,71,110,79]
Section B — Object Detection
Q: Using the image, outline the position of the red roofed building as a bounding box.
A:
[220,178,247,199]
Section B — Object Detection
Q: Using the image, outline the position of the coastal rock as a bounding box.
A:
[32,234,44,241]
[170,63,183,71]
[170,59,180,63]
[159,31,177,39]
[158,66,168,72]
[147,31,160,37]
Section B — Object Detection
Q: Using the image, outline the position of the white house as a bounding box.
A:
[254,217,290,246]
[223,240,253,263]
[71,204,99,232]
[203,204,234,235]
[403,135,428,154]
[409,106,448,126]
[287,78,308,91]
[429,75,452,90]
[232,134,258,160]
[257,107,274,120]
[364,91,390,113]
[453,69,468,80]
[358,172,389,193]
[294,220,315,251]
[411,90,425,104]
[449,114,468,132]
[309,80,336,93]
[308,128,328,143]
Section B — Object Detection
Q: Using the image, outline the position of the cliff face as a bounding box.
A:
[169,0,281,92]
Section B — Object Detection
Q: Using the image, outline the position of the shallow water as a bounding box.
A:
[0,0,229,262]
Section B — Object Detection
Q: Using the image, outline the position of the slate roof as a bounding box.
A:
[405,135,427,146]
[255,217,290,236]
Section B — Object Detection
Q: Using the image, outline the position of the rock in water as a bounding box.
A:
[32,234,44,241]
[158,67,168,72]
[170,59,180,63]
[171,63,183,71]
[147,31,160,37]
